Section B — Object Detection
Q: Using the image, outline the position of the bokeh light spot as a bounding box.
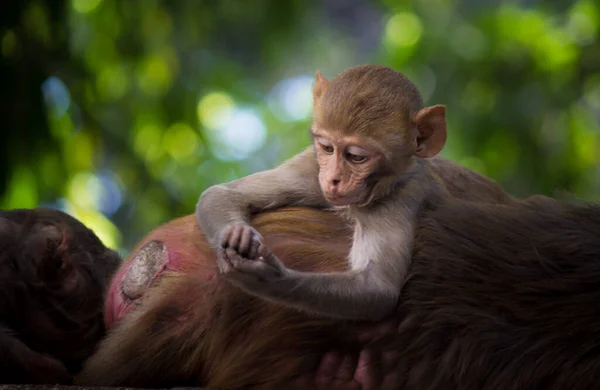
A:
[23,2,50,45]
[64,201,121,249]
[208,109,267,161]
[49,114,75,142]
[567,0,599,45]
[459,157,488,176]
[42,76,71,119]
[96,64,129,101]
[573,130,596,167]
[1,30,17,57]
[66,171,123,219]
[385,12,423,47]
[1,167,38,209]
[136,52,174,96]
[134,124,165,162]
[96,171,123,216]
[451,24,488,61]
[583,74,600,111]
[68,172,96,209]
[197,92,235,130]
[569,105,599,168]
[84,36,118,72]
[461,80,496,114]
[71,0,103,14]
[482,132,519,178]
[164,122,200,161]
[267,76,314,122]
[535,32,578,72]
[70,132,94,170]
[40,153,61,188]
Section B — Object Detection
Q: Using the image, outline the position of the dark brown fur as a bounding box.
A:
[81,197,600,389]
[0,208,121,384]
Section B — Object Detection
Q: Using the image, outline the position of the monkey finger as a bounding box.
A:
[257,244,283,270]
[224,248,245,268]
[257,243,271,259]
[248,239,261,260]
[234,259,277,280]
[215,248,225,272]
[334,353,359,383]
[238,257,285,281]
[227,226,243,252]
[216,250,233,274]
[219,225,234,248]
[222,247,240,269]
[381,348,401,372]
[238,227,254,258]
[314,351,344,388]
[354,349,382,390]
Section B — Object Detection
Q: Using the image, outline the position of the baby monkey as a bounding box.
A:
[197,65,453,321]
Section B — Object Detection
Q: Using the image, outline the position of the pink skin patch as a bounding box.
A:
[104,240,184,329]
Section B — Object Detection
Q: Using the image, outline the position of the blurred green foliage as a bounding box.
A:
[1,0,599,253]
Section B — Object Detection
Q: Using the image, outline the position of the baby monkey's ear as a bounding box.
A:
[413,104,447,158]
[313,71,331,102]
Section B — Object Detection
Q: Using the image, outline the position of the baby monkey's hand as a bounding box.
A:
[218,224,263,260]
[217,245,288,294]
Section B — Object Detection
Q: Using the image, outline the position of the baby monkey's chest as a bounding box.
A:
[347,215,412,271]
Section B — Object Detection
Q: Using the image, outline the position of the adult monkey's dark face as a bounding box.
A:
[0,207,122,376]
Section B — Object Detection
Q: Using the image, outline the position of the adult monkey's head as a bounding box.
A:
[0,207,122,380]
[91,197,600,390]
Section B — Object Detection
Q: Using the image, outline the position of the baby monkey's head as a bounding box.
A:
[310,64,447,207]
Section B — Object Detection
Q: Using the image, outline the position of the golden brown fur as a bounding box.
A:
[81,197,600,389]
[78,208,352,388]
[314,65,423,143]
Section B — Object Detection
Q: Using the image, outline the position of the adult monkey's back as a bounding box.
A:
[79,197,600,389]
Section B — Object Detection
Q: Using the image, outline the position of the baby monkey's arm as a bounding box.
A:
[196,147,328,258]
[218,180,428,322]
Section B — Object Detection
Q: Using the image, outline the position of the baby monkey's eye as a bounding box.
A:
[347,153,368,164]
[321,144,334,154]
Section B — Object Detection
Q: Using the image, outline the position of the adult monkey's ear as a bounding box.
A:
[413,104,447,158]
[33,225,76,289]
[313,71,331,102]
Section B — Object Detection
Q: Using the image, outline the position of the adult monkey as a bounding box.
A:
[79,195,600,389]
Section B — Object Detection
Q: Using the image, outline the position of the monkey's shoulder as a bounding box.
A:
[423,156,512,204]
